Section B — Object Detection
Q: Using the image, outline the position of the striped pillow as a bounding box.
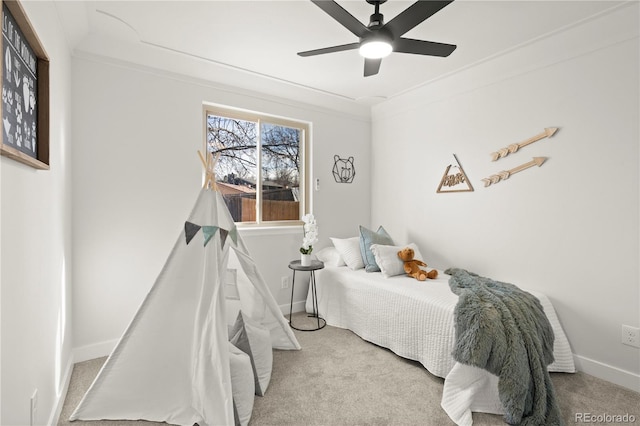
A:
[330,237,364,270]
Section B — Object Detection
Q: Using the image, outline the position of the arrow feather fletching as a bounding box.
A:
[491,128,558,161]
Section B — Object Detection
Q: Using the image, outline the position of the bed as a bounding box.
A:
[305,240,575,426]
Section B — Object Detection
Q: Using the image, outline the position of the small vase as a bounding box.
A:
[301,253,312,267]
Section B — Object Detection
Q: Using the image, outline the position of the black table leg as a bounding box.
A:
[288,268,325,331]
[289,270,296,326]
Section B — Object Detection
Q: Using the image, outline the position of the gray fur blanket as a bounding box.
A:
[445,268,563,426]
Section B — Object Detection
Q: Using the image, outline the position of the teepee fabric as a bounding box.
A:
[70,188,300,425]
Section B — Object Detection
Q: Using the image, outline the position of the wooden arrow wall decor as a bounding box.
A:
[491,127,558,161]
[482,157,547,187]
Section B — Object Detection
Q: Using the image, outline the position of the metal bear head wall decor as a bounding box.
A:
[332,155,355,183]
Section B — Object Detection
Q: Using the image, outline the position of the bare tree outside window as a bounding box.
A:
[207,116,258,184]
[261,123,300,188]
[205,107,308,224]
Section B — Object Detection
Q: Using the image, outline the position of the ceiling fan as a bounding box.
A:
[297,0,457,77]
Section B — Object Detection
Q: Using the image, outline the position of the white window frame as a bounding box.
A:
[203,103,311,228]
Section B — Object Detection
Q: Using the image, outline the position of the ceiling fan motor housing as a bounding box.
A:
[368,12,384,29]
[367,0,387,29]
[360,26,392,46]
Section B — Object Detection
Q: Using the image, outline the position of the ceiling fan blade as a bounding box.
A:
[384,1,454,37]
[311,0,369,38]
[394,38,456,57]
[364,58,382,77]
[298,42,360,57]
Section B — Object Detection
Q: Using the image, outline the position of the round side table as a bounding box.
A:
[288,259,326,331]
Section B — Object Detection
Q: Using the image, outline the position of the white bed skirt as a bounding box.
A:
[305,267,575,425]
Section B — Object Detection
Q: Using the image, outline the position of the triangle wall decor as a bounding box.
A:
[437,154,474,193]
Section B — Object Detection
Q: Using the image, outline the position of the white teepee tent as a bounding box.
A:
[70,185,300,425]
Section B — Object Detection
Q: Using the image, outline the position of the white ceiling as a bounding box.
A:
[54,0,625,107]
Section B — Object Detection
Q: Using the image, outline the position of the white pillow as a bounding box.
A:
[228,341,255,426]
[314,247,346,267]
[330,237,364,270]
[229,311,273,396]
[370,243,425,278]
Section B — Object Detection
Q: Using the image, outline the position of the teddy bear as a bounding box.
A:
[397,247,438,281]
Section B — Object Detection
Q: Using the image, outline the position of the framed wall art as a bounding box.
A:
[0,0,50,169]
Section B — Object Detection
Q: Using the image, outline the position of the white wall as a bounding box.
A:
[371,3,639,390]
[71,55,371,358]
[0,1,73,424]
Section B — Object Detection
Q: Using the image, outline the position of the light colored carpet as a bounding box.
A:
[58,313,639,425]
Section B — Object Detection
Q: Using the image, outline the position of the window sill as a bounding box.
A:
[237,225,302,237]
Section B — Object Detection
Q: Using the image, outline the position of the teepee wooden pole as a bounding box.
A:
[198,150,218,190]
[198,150,208,169]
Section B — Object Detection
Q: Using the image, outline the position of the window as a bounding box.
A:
[204,104,310,226]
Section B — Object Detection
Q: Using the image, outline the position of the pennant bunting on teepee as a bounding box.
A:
[184,221,202,245]
[202,226,219,247]
[219,228,229,246]
[185,221,234,247]
[229,226,238,245]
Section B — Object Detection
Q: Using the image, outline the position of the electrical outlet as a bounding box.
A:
[621,325,640,348]
[281,276,289,289]
[30,388,38,426]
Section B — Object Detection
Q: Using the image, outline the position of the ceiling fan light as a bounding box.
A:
[359,40,392,59]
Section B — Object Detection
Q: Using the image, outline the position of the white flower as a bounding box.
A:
[300,214,318,254]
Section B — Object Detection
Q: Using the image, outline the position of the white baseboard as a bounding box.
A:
[280,300,306,316]
[48,355,75,426]
[574,354,640,392]
[73,339,118,363]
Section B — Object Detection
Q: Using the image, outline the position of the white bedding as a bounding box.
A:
[305,266,575,425]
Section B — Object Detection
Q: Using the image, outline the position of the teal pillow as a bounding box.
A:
[359,225,394,272]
